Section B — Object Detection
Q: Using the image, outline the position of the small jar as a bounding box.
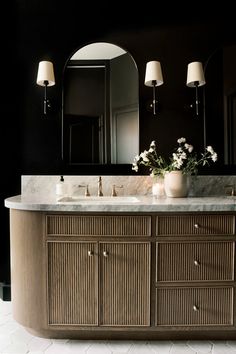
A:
[151,175,165,198]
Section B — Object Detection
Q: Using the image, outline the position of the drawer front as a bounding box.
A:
[155,287,233,326]
[156,241,235,282]
[46,215,151,237]
[157,215,235,236]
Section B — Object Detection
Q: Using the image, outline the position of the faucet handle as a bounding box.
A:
[224,184,235,196]
[111,184,124,197]
[78,184,90,196]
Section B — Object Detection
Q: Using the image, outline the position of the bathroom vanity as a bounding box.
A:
[4,192,236,340]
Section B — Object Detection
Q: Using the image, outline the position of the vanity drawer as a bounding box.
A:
[155,286,233,326]
[156,241,235,282]
[46,215,151,237]
[156,215,235,236]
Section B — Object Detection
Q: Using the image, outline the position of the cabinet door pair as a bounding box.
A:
[47,241,151,327]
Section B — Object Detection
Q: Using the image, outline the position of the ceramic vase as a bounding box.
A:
[164,171,190,197]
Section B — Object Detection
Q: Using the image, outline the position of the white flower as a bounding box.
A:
[132,165,138,172]
[212,152,218,162]
[180,152,187,160]
[150,141,156,148]
[177,137,186,144]
[140,151,149,162]
[132,137,217,176]
[189,145,193,153]
[172,158,184,169]
[206,146,214,154]
[172,153,178,161]
[185,143,193,152]
[172,153,184,169]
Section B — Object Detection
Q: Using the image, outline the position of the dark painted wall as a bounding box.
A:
[16,13,236,175]
[1,1,21,287]
[1,2,236,285]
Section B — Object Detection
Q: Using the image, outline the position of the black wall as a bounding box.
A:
[15,11,236,175]
[1,2,236,285]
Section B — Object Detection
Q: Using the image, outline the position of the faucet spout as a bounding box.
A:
[98,176,103,196]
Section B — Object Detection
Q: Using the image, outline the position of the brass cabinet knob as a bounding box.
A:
[88,250,94,256]
[194,260,200,266]
[194,223,200,229]
[193,305,199,312]
[103,251,109,257]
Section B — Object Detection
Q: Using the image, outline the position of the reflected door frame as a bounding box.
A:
[62,59,111,165]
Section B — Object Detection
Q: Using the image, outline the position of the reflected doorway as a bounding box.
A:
[62,42,139,165]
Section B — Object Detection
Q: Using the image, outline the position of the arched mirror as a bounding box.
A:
[204,43,236,166]
[62,42,139,165]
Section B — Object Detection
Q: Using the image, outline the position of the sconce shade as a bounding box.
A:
[186,61,206,87]
[144,61,163,87]
[36,61,55,86]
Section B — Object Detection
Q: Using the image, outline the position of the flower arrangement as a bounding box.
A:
[132,137,218,177]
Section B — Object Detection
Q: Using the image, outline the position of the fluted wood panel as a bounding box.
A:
[157,215,235,236]
[156,241,235,282]
[10,210,46,329]
[47,241,98,325]
[100,242,151,326]
[155,287,233,326]
[46,215,151,236]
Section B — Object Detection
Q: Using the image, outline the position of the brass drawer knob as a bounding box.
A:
[194,260,200,266]
[193,305,199,312]
[88,250,94,256]
[194,223,200,229]
[103,251,109,257]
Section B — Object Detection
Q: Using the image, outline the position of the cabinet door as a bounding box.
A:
[47,241,98,326]
[100,242,151,326]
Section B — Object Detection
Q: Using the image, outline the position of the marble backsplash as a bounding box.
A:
[21,175,236,198]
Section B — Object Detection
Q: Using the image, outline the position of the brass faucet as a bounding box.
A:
[98,176,103,196]
[78,184,90,196]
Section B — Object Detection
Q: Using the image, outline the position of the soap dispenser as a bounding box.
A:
[56,176,68,200]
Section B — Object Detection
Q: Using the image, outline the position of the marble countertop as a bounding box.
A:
[4,194,236,212]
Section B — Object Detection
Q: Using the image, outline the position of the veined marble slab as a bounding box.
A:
[4,174,236,212]
[21,175,236,198]
[4,194,236,212]
[21,175,153,198]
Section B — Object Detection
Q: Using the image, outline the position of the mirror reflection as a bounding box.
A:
[62,42,139,165]
[204,44,236,166]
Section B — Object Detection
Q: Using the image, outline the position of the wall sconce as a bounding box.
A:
[144,60,164,115]
[36,60,55,115]
[186,61,206,116]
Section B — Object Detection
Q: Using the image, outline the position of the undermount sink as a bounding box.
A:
[57,196,140,204]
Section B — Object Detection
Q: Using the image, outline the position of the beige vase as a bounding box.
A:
[164,171,190,197]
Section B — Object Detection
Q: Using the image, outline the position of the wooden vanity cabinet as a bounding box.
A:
[9,210,236,339]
